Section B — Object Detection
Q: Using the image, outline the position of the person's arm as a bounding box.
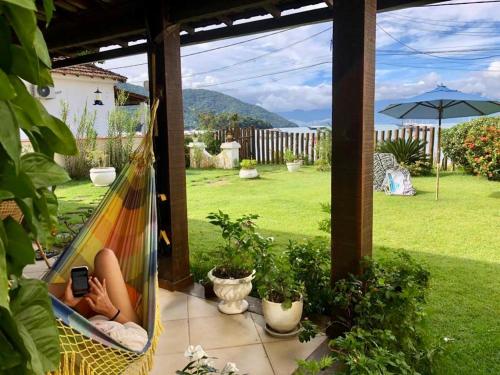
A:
[86,277,132,324]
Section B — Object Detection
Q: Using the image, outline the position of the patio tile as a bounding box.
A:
[150,353,187,375]
[187,295,220,318]
[208,344,274,375]
[156,319,189,355]
[189,313,261,350]
[158,290,188,321]
[264,335,327,375]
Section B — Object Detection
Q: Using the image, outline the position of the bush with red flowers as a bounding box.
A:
[464,125,500,180]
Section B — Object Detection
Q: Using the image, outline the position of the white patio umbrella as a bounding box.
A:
[379,85,500,200]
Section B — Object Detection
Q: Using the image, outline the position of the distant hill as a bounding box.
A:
[183,89,297,128]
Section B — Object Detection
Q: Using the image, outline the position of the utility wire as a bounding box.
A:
[183,26,332,78]
[427,0,500,6]
[377,23,500,60]
[383,13,500,28]
[381,17,499,35]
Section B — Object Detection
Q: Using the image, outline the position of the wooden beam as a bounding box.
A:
[146,1,192,291]
[324,0,334,8]
[218,16,233,26]
[331,0,375,282]
[181,25,196,35]
[263,4,281,18]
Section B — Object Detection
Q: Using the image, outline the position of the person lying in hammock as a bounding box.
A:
[49,248,148,351]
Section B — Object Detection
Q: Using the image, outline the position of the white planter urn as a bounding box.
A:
[208,269,256,314]
[286,162,301,172]
[90,167,116,187]
[262,297,303,333]
[239,168,259,179]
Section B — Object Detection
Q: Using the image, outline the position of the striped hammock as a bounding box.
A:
[44,102,162,375]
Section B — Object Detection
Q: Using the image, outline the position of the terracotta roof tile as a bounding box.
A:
[51,63,127,82]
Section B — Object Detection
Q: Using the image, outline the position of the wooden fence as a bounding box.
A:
[214,127,327,164]
[374,125,437,164]
[214,125,441,166]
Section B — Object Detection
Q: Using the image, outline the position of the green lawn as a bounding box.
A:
[56,166,500,374]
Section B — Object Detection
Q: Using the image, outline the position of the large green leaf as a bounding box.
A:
[5,4,37,57]
[0,170,37,199]
[0,190,14,200]
[33,28,51,68]
[42,0,55,26]
[0,0,36,11]
[0,69,15,100]
[9,75,43,124]
[0,233,9,309]
[0,327,23,371]
[10,278,60,374]
[0,100,21,171]
[10,45,39,85]
[43,116,77,155]
[4,218,35,277]
[21,153,70,188]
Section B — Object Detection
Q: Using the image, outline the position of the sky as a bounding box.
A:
[98,0,500,118]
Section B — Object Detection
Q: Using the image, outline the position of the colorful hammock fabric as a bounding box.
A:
[44,113,162,375]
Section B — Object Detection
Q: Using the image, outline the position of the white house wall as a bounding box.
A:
[34,74,117,136]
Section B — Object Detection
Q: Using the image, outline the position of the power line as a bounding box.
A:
[187,61,332,88]
[377,61,500,71]
[181,27,296,57]
[382,17,499,35]
[183,26,332,78]
[383,13,500,28]
[377,23,500,60]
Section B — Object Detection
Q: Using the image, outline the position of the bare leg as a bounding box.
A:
[93,248,140,324]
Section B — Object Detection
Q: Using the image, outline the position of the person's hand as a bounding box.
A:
[62,278,84,308]
[85,277,118,319]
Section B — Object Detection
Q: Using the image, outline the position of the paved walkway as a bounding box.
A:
[25,260,325,374]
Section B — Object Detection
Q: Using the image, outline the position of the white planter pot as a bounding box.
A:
[90,167,116,187]
[262,297,303,333]
[208,269,256,314]
[239,168,259,179]
[286,162,301,172]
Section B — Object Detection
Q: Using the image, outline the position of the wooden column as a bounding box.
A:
[146,1,192,290]
[331,0,376,282]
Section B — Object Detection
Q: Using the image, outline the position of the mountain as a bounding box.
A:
[183,89,297,128]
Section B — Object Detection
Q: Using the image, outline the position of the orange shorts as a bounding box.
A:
[75,284,140,318]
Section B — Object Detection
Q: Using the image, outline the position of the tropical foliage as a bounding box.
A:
[0,1,77,373]
[464,124,499,180]
[240,159,257,170]
[441,117,499,172]
[377,138,427,165]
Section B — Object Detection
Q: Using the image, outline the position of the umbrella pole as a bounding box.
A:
[435,114,442,200]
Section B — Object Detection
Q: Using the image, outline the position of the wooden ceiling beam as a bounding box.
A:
[263,4,281,18]
[324,0,333,9]
[181,25,196,35]
[218,16,233,26]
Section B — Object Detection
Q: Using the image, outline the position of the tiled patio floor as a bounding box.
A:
[25,260,326,374]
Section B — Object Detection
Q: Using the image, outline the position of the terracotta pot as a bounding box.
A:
[286,162,301,172]
[262,297,303,333]
[208,268,256,314]
[239,168,259,179]
[90,167,116,186]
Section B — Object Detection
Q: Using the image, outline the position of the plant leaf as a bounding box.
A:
[0,69,15,100]
[9,75,43,124]
[33,28,51,68]
[39,116,77,155]
[10,44,38,85]
[5,4,37,56]
[0,326,23,371]
[0,16,12,72]
[21,153,70,188]
[0,233,9,309]
[10,278,60,373]
[43,0,55,26]
[0,100,21,171]
[0,0,37,10]
[4,218,35,277]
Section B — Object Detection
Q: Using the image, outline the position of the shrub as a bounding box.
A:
[400,160,432,177]
[317,129,332,162]
[62,101,98,179]
[328,253,441,374]
[464,125,500,180]
[377,138,427,165]
[240,159,257,169]
[184,135,194,168]
[318,202,331,234]
[442,117,499,171]
[287,240,332,315]
[284,149,296,163]
[314,158,330,171]
[107,90,143,174]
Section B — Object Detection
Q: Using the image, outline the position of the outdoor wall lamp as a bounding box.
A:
[93,89,103,105]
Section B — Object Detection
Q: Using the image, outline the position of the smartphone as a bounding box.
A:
[71,266,89,297]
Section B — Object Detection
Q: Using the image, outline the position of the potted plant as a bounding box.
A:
[89,150,116,186]
[206,211,258,314]
[258,262,304,334]
[239,159,259,179]
[284,149,301,172]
